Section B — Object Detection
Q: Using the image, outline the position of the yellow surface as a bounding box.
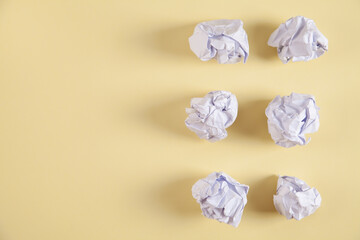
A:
[0,1,359,239]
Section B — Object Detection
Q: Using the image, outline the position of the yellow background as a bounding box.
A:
[0,1,359,239]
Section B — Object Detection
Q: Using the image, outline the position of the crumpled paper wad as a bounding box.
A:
[189,19,249,64]
[185,91,238,142]
[274,176,321,220]
[265,92,320,148]
[192,172,249,227]
[268,16,328,63]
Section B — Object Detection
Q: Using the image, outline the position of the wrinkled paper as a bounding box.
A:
[189,19,249,64]
[192,172,249,227]
[185,91,238,142]
[268,16,328,63]
[274,176,321,220]
[265,92,320,148]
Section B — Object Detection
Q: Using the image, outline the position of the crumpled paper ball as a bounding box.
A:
[185,91,238,142]
[268,16,328,63]
[265,92,320,148]
[192,172,249,227]
[189,19,249,64]
[274,176,321,220]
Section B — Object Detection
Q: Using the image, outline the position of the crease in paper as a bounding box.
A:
[189,19,249,64]
[265,92,320,148]
[268,16,328,63]
[185,91,238,142]
[192,172,249,227]
[274,176,321,220]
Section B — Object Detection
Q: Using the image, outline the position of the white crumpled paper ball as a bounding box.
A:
[274,176,321,220]
[189,19,249,64]
[265,92,320,148]
[192,172,249,227]
[185,91,238,142]
[268,16,328,63]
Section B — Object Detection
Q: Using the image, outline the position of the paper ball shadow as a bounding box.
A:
[245,22,278,60]
[246,175,278,213]
[145,98,273,141]
[143,96,196,139]
[157,177,200,216]
[156,175,278,217]
[151,24,195,59]
[141,22,278,61]
[229,99,272,143]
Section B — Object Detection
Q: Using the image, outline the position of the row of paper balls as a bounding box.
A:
[192,172,321,227]
[185,91,320,148]
[189,16,328,64]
